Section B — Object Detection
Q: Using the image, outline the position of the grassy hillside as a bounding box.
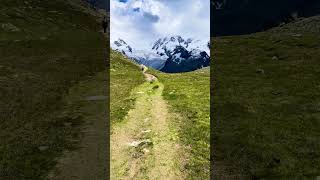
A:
[212,16,320,178]
[270,16,320,34]
[153,68,210,179]
[110,50,210,178]
[110,50,145,124]
[0,0,106,179]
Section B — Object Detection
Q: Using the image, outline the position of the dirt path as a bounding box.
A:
[111,72,185,179]
[47,71,109,180]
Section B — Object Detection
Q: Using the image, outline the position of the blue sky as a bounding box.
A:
[110,0,210,50]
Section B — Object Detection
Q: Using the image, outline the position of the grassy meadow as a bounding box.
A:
[153,68,211,179]
[212,21,320,178]
[110,50,210,179]
[0,0,107,179]
[110,50,145,124]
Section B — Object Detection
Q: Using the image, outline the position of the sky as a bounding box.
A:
[110,0,210,50]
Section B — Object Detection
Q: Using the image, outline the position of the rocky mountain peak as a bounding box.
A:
[112,36,210,73]
[113,39,132,53]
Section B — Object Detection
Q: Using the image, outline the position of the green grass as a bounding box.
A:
[0,0,107,179]
[110,52,210,178]
[153,68,210,179]
[110,50,145,124]
[212,28,320,178]
[53,70,109,179]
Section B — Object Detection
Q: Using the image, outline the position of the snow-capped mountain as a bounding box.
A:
[151,36,210,72]
[112,39,133,56]
[111,38,168,70]
[111,36,210,73]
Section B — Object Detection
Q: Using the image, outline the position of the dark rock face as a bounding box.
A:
[152,36,210,73]
[160,46,210,73]
[114,39,132,53]
[211,0,320,36]
[160,54,210,73]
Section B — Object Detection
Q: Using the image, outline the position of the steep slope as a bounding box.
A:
[212,16,320,178]
[0,0,107,179]
[110,50,145,124]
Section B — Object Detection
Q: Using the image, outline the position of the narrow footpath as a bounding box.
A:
[111,70,185,179]
[48,71,109,180]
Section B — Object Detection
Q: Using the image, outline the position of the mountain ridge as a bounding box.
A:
[111,36,210,73]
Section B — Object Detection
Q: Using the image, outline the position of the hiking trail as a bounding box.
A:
[111,69,186,179]
[47,71,108,180]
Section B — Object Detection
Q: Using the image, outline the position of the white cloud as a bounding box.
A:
[110,0,210,50]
